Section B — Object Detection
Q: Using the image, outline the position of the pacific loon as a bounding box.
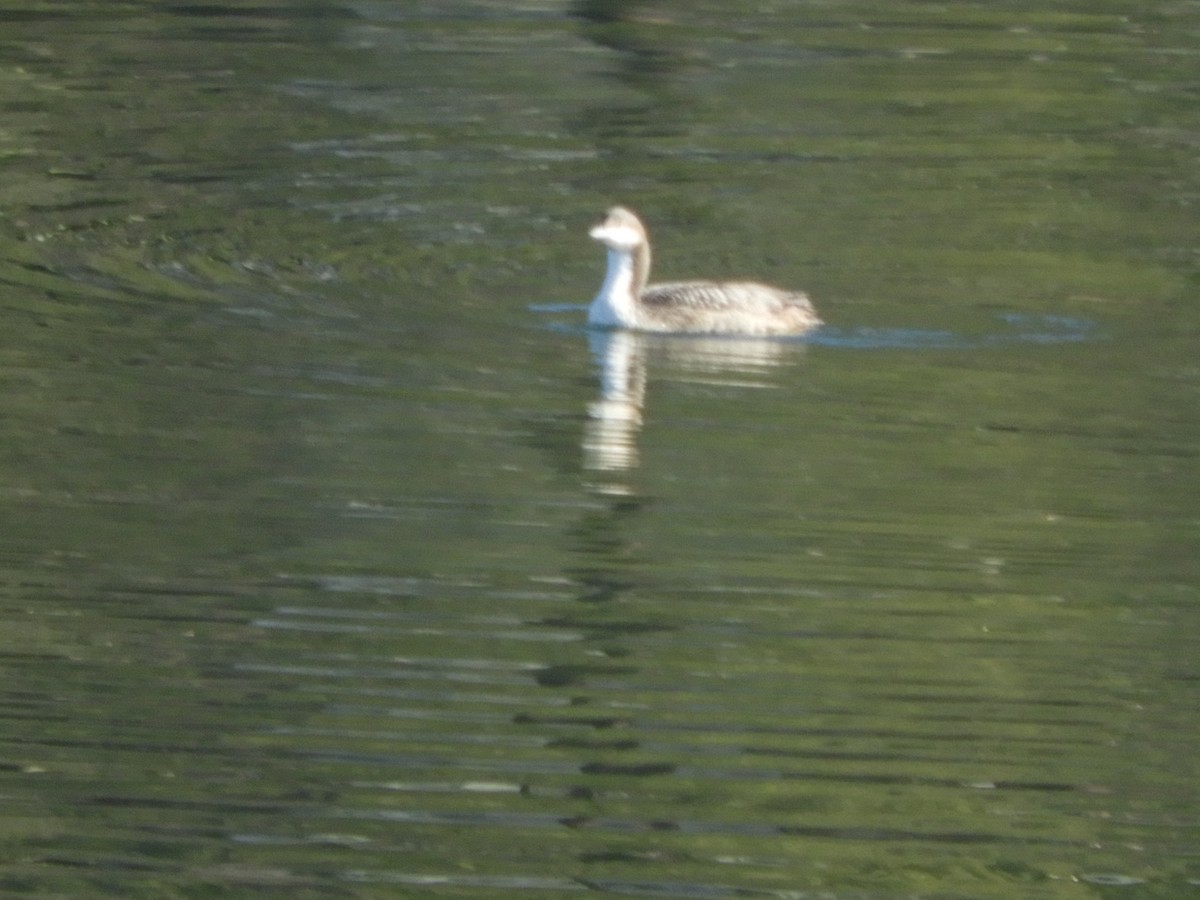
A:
[588,206,820,336]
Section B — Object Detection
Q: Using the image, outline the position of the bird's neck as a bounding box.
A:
[590,242,650,328]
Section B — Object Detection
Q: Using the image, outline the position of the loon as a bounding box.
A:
[588,206,820,336]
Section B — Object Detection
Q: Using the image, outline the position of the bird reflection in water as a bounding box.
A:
[582,329,806,484]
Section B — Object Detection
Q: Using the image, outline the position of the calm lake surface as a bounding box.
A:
[1,2,1198,897]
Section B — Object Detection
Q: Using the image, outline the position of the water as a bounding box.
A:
[1,2,1198,897]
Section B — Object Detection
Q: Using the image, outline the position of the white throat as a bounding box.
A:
[589,246,640,328]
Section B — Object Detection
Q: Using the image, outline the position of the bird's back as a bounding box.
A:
[638,280,819,335]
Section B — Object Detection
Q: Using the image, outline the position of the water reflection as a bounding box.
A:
[583,329,807,477]
[572,0,695,141]
[584,331,647,474]
[573,0,687,80]
[5,0,1198,896]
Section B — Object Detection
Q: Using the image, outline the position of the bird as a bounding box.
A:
[587,206,820,336]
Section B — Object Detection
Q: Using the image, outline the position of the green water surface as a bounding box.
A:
[0,2,1197,898]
